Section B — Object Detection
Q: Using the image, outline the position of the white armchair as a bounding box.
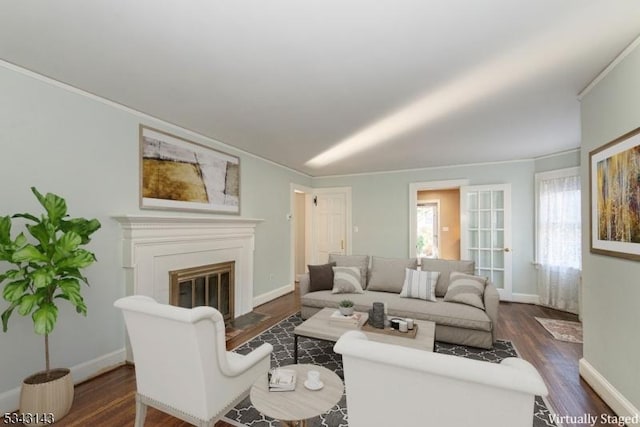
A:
[334,331,548,427]
[114,295,273,427]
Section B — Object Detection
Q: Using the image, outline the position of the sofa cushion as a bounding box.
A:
[301,290,491,331]
[367,257,417,293]
[307,262,336,292]
[328,254,369,289]
[399,268,439,302]
[331,266,365,294]
[420,258,475,297]
[444,272,488,310]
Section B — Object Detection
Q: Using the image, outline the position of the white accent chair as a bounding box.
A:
[114,295,273,427]
[334,331,548,427]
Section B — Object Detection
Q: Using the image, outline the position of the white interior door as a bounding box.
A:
[460,184,512,300]
[312,188,351,264]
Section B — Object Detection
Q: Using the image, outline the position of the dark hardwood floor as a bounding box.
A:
[47,290,613,427]
[496,302,614,427]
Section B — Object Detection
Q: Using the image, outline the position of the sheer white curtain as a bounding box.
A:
[536,169,581,314]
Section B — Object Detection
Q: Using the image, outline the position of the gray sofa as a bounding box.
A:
[300,257,500,349]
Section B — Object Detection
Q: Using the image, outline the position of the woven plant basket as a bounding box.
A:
[20,368,74,426]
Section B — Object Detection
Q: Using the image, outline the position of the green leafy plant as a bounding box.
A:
[338,299,354,308]
[0,187,101,377]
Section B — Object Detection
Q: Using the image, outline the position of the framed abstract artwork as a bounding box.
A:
[590,126,640,260]
[139,125,240,214]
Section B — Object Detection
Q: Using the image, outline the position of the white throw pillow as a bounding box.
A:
[332,266,365,294]
[399,269,439,302]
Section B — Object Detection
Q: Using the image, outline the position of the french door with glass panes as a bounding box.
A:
[460,184,512,300]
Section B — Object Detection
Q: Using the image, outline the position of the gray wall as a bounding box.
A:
[534,149,580,173]
[313,160,540,295]
[580,44,640,409]
[0,64,310,397]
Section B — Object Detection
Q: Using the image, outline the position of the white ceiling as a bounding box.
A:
[1,1,640,176]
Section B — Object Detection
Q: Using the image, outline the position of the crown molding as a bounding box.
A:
[0,59,311,179]
[578,34,640,101]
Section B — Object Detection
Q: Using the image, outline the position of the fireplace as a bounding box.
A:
[114,214,262,315]
[114,215,262,362]
[170,261,235,321]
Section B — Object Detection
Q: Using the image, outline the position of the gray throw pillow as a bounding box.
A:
[444,272,488,309]
[366,257,418,293]
[328,254,369,289]
[307,262,336,292]
[331,266,364,294]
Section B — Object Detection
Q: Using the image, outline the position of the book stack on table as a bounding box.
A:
[268,368,297,392]
[328,310,366,327]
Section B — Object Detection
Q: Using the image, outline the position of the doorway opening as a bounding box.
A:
[290,184,352,287]
[293,189,307,283]
[417,190,461,260]
[416,200,440,258]
[410,180,467,260]
[410,179,512,300]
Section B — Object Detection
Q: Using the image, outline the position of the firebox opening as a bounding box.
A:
[169,261,235,321]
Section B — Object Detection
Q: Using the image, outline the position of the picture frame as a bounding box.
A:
[139,125,240,214]
[589,126,640,261]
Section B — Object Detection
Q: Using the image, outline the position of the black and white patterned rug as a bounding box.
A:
[224,314,557,427]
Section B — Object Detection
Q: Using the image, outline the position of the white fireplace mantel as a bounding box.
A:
[113,215,263,317]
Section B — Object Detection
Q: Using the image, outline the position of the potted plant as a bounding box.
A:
[0,187,101,425]
[338,299,355,316]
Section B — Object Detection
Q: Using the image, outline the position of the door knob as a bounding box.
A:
[503,248,511,252]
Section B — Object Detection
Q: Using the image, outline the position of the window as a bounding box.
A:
[535,168,581,269]
[535,167,581,313]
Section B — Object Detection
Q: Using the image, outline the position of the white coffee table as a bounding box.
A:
[250,363,343,427]
[293,307,435,363]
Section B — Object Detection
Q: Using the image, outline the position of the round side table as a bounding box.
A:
[250,364,343,427]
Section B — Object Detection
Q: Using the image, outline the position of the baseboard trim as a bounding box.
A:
[0,348,126,414]
[511,293,540,304]
[253,284,294,308]
[0,386,20,415]
[579,358,640,425]
[70,347,127,384]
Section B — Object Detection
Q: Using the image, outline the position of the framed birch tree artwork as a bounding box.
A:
[139,125,240,214]
[590,126,640,260]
